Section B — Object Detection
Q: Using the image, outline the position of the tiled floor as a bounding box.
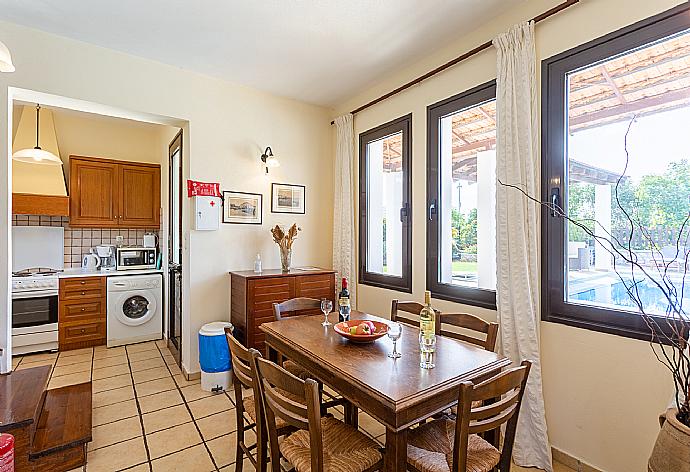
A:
[14,341,575,472]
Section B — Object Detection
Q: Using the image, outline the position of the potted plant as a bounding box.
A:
[501,119,689,471]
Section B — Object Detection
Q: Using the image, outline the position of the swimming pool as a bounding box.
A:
[570,278,690,315]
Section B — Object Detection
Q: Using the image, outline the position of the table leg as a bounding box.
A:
[344,402,358,428]
[384,428,407,472]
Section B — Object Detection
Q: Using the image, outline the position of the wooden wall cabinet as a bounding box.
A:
[69,156,160,228]
[59,276,107,351]
[230,269,336,353]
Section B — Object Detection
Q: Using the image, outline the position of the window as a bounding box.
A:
[427,82,497,309]
[359,114,412,292]
[542,4,690,340]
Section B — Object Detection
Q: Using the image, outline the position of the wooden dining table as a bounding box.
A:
[259,310,511,472]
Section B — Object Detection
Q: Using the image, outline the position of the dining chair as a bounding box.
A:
[390,299,441,332]
[406,360,532,472]
[253,356,384,472]
[226,328,295,472]
[438,312,499,352]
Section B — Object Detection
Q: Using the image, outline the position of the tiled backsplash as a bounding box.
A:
[12,215,159,268]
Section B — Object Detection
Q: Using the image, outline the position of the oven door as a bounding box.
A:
[12,291,59,329]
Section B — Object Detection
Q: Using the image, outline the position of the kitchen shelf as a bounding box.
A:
[12,193,69,216]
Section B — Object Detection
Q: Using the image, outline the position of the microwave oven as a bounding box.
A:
[117,247,157,270]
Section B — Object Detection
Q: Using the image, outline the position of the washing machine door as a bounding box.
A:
[114,290,158,327]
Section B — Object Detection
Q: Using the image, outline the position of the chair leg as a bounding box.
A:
[344,402,359,428]
[235,434,245,472]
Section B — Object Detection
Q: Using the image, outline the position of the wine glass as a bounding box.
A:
[387,322,402,358]
[320,299,333,326]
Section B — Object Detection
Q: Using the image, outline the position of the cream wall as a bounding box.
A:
[333,1,684,471]
[0,21,334,376]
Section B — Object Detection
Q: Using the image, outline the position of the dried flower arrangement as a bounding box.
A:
[271,223,301,272]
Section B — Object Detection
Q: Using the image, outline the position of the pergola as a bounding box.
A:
[379,29,690,184]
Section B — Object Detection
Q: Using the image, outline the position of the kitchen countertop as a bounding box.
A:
[59,268,164,278]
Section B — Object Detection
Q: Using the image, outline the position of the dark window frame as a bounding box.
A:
[542,3,690,341]
[358,113,413,293]
[426,81,497,310]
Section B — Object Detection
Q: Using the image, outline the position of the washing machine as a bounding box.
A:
[107,273,163,347]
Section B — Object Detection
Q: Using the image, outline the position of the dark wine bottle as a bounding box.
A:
[338,277,351,322]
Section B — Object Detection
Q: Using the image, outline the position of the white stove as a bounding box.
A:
[12,227,64,355]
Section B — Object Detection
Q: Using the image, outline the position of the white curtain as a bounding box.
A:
[494,22,553,472]
[333,114,357,305]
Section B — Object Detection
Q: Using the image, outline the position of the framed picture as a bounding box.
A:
[271,183,306,214]
[222,191,263,224]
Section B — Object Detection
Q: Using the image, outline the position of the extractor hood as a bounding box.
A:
[12,105,69,215]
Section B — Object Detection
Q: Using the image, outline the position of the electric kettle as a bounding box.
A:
[82,250,100,270]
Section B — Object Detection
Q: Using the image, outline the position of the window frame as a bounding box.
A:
[541,3,690,341]
[358,113,413,293]
[426,81,497,310]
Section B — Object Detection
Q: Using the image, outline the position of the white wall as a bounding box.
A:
[0,21,334,376]
[332,1,684,471]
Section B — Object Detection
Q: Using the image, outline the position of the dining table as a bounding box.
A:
[259,310,511,472]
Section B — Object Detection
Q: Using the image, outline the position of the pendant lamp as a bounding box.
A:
[12,105,63,166]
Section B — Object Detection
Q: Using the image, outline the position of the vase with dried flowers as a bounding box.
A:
[271,223,301,272]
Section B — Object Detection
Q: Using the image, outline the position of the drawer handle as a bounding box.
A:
[80,281,86,285]
[81,291,85,295]
[80,329,85,333]
[81,308,86,312]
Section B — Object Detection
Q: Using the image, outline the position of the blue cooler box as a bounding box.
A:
[198,321,233,392]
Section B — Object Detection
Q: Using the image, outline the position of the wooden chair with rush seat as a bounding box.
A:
[253,355,384,472]
[406,361,532,472]
[390,299,441,332]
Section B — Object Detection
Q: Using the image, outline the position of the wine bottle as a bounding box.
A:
[338,277,351,322]
[419,290,436,369]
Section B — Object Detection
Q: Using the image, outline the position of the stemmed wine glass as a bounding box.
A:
[320,299,333,326]
[387,322,402,358]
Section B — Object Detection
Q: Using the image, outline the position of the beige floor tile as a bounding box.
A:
[121,462,150,471]
[93,399,139,427]
[93,346,126,359]
[219,458,252,471]
[93,384,135,408]
[180,383,213,402]
[554,462,577,472]
[155,339,168,348]
[56,353,92,366]
[89,416,142,451]
[358,412,386,438]
[92,373,133,393]
[128,349,161,362]
[131,357,166,372]
[51,361,92,377]
[16,360,54,371]
[163,355,179,366]
[188,393,233,419]
[151,443,214,472]
[207,433,239,468]
[92,362,130,380]
[146,421,202,459]
[11,357,21,369]
[135,376,176,397]
[196,409,238,441]
[21,352,58,363]
[166,362,183,376]
[126,341,158,353]
[86,436,148,472]
[142,403,192,433]
[92,354,129,369]
[173,373,200,387]
[59,347,93,357]
[138,389,184,414]
[48,370,90,389]
[132,366,170,384]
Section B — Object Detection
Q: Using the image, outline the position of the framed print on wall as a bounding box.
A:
[271,183,305,214]
[222,191,263,224]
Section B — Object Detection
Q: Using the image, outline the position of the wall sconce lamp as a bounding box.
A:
[260,146,280,174]
[0,40,15,72]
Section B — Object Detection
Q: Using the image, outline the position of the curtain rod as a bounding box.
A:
[330,0,579,125]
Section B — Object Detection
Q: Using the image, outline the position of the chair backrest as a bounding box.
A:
[438,312,499,352]
[273,297,322,321]
[390,299,441,333]
[254,357,324,472]
[225,328,256,390]
[452,360,532,472]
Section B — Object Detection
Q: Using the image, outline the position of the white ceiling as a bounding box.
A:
[0,0,522,107]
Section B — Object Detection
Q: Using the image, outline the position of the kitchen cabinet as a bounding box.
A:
[230,269,336,353]
[59,276,106,351]
[69,156,160,228]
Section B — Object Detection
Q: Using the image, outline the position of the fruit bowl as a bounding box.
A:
[333,320,389,343]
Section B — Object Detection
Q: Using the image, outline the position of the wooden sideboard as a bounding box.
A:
[230,269,336,352]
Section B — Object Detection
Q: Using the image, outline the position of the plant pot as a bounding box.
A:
[649,408,690,472]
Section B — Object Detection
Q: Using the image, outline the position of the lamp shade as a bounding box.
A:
[12,147,63,166]
[0,40,15,73]
[265,155,280,167]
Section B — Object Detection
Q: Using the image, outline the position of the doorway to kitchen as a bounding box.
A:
[167,130,183,367]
